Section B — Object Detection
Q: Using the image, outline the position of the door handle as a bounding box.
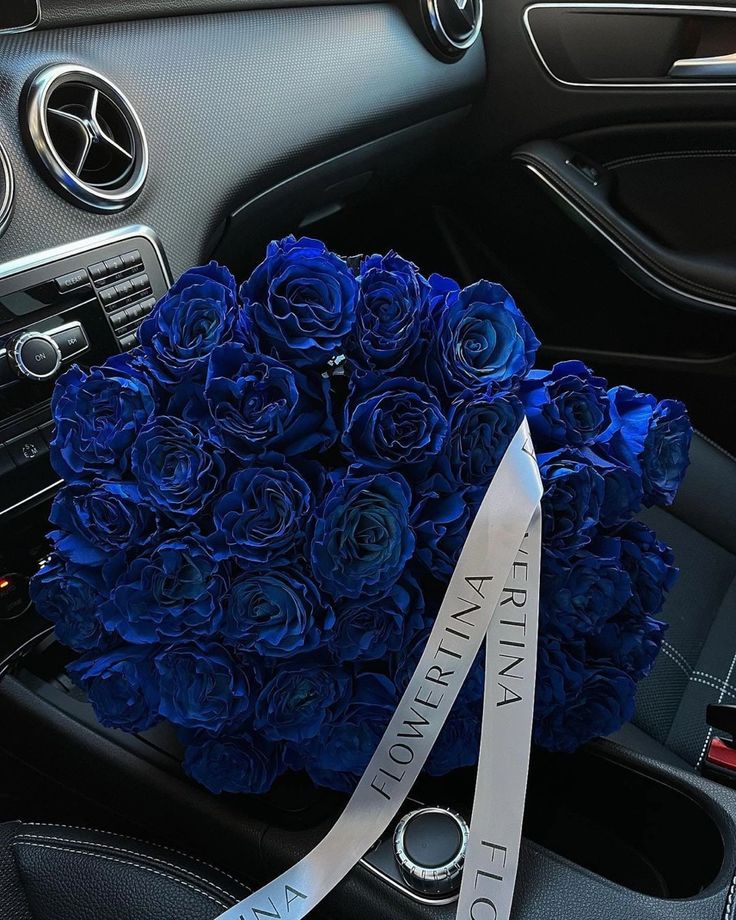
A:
[669,50,736,78]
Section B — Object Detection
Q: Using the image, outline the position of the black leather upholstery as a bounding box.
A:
[0,821,250,920]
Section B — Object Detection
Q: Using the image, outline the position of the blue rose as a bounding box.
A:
[131,416,224,520]
[520,361,609,448]
[51,362,155,483]
[599,385,656,469]
[209,465,312,565]
[304,673,396,791]
[536,664,636,753]
[427,280,539,396]
[311,472,414,599]
[68,646,160,733]
[102,534,225,643]
[183,731,283,795]
[442,391,523,498]
[589,449,643,528]
[241,236,358,368]
[167,378,215,434]
[426,705,481,776]
[589,611,667,682]
[540,539,632,640]
[49,481,156,566]
[533,637,586,731]
[618,521,678,616]
[205,343,336,461]
[254,664,351,743]
[342,373,447,472]
[412,470,472,580]
[222,570,334,659]
[641,399,692,506]
[539,448,605,550]
[350,251,429,372]
[30,557,107,651]
[155,641,256,731]
[330,574,425,661]
[139,262,239,387]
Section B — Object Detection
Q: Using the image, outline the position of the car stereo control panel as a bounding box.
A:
[0,226,170,518]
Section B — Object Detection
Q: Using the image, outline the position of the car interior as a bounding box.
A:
[0,1,735,918]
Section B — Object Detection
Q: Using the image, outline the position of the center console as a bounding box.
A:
[0,226,170,519]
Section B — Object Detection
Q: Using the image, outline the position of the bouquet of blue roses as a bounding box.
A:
[30,236,692,796]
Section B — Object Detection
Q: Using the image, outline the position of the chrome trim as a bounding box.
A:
[0,142,14,238]
[669,49,736,77]
[524,161,736,313]
[0,479,62,519]
[426,0,484,52]
[0,1,40,34]
[0,626,54,680]
[0,225,169,285]
[25,64,149,212]
[393,807,468,897]
[524,3,736,88]
[7,331,61,381]
[359,857,460,907]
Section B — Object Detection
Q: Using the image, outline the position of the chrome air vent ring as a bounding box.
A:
[23,64,148,212]
[0,141,14,237]
[424,0,484,55]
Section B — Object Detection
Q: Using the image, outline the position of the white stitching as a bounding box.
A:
[11,841,229,909]
[697,645,736,770]
[605,150,736,170]
[662,642,736,698]
[21,821,243,887]
[724,865,736,920]
[15,834,235,901]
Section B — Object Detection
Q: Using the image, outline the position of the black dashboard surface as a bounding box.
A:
[0,5,484,275]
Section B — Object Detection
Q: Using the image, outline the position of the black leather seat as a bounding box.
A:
[0,821,250,920]
[613,432,736,770]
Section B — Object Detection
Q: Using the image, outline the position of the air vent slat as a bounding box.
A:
[23,65,148,213]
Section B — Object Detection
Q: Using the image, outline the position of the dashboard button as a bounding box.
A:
[7,333,62,382]
[50,323,88,360]
[104,256,124,276]
[99,286,118,306]
[88,261,107,281]
[6,429,48,466]
[55,268,89,292]
[115,279,134,300]
[130,273,150,293]
[120,249,141,269]
[118,332,138,350]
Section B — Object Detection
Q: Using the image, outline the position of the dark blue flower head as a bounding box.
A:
[304,672,396,791]
[539,448,605,551]
[591,449,644,529]
[209,464,313,565]
[68,646,160,733]
[132,416,225,520]
[222,570,334,659]
[412,469,472,580]
[311,471,414,600]
[255,664,351,743]
[183,731,283,795]
[51,362,155,483]
[428,279,539,396]
[618,521,678,616]
[342,373,447,472]
[241,236,358,369]
[588,611,667,682]
[103,533,225,643]
[350,251,429,372]
[330,574,426,662]
[49,481,156,566]
[540,538,632,640]
[139,261,239,387]
[442,391,523,499]
[205,343,336,461]
[521,360,609,448]
[30,558,108,651]
[155,641,256,732]
[166,378,215,433]
[599,384,656,470]
[641,399,692,507]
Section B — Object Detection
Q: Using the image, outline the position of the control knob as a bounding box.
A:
[393,806,469,897]
[6,331,62,382]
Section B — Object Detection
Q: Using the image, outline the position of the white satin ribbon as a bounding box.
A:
[214,420,543,920]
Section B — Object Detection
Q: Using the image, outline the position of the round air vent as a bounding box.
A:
[23,64,148,212]
[0,141,14,237]
[424,0,483,57]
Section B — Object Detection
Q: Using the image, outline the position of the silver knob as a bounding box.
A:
[393,806,469,897]
[6,331,62,382]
